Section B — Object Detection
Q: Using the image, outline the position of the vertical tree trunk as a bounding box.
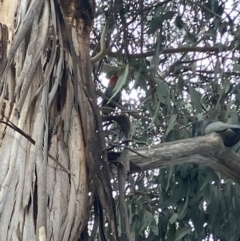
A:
[0,1,114,240]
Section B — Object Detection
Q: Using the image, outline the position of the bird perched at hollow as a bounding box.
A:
[192,120,240,147]
[101,75,121,115]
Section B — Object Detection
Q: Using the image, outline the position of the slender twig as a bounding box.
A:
[109,143,148,158]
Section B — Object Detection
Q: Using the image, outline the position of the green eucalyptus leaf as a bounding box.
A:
[162,11,176,21]
[175,226,191,240]
[177,194,189,219]
[189,86,202,113]
[165,114,178,137]
[138,210,154,233]
[150,222,159,235]
[169,213,178,224]
[156,78,169,99]
[166,166,174,192]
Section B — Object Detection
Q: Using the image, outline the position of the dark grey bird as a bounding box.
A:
[102,114,131,139]
[192,120,240,147]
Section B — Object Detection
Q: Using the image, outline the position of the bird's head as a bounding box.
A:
[108,75,119,87]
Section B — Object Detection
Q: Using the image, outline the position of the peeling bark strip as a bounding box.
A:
[0,0,45,79]
[0,24,8,75]
[60,1,118,241]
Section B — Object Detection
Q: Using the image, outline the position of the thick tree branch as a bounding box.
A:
[129,133,240,184]
[89,44,233,61]
[106,45,232,59]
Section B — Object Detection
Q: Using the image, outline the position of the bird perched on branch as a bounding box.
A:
[102,113,131,139]
[101,75,121,115]
[192,120,240,147]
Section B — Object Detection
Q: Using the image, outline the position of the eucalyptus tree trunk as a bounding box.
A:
[0,1,113,241]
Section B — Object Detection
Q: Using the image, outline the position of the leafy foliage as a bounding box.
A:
[92,0,240,240]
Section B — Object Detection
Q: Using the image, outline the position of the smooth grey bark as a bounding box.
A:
[130,133,240,184]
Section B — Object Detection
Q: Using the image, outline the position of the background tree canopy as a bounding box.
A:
[91,0,240,240]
